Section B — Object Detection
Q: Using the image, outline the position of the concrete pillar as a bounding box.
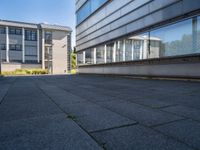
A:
[123,40,125,61]
[94,48,96,64]
[6,27,9,63]
[143,39,148,59]
[42,30,45,69]
[113,42,116,62]
[22,28,25,63]
[37,29,40,63]
[83,51,85,64]
[140,40,144,59]
[131,40,134,60]
[104,45,107,63]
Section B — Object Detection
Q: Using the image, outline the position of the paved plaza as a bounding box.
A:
[0,75,200,150]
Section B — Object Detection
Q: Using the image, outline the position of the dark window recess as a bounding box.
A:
[45,32,52,44]
[9,44,22,51]
[9,28,22,35]
[0,44,6,50]
[0,27,6,34]
[25,30,37,41]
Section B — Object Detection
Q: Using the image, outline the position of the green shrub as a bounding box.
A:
[1,69,48,76]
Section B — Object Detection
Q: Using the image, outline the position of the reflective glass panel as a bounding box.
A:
[150,19,193,57]
[85,49,94,64]
[106,43,114,63]
[77,52,84,65]
[116,40,124,62]
[125,39,132,61]
[96,45,105,64]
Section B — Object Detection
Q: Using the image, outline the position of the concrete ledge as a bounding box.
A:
[78,55,200,79]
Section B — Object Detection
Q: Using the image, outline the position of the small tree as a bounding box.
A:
[71,52,76,69]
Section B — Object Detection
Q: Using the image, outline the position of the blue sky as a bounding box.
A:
[0,0,76,47]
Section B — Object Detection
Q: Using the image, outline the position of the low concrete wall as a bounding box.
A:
[1,63,42,72]
[78,56,200,78]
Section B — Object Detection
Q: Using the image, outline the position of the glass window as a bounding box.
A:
[91,0,107,12]
[77,0,91,25]
[106,43,114,63]
[45,31,52,44]
[0,44,6,50]
[15,29,22,35]
[197,16,200,52]
[76,0,108,25]
[125,39,132,61]
[15,45,22,51]
[9,44,16,50]
[9,28,16,34]
[25,30,37,41]
[116,40,124,62]
[131,33,149,60]
[150,19,194,57]
[0,27,5,34]
[77,52,84,65]
[96,45,105,64]
[85,49,94,64]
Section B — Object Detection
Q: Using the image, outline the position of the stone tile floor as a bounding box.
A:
[0,75,200,150]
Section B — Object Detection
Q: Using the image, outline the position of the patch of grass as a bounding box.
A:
[67,114,77,121]
[1,69,48,76]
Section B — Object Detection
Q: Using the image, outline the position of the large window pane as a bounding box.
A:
[0,27,6,34]
[116,40,123,62]
[197,16,200,52]
[77,0,108,25]
[91,0,107,12]
[106,43,114,63]
[150,19,194,57]
[77,52,84,65]
[85,49,94,64]
[96,45,105,64]
[125,39,132,61]
[131,33,149,60]
[77,0,91,24]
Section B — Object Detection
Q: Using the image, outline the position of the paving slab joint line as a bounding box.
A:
[38,77,139,124]
[152,125,200,150]
[34,77,200,150]
[34,78,105,150]
[160,108,200,124]
[90,122,139,134]
[153,104,178,109]
[0,77,17,106]
[149,118,187,128]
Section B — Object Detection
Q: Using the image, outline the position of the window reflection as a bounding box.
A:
[96,45,105,64]
[125,39,132,61]
[150,19,193,57]
[77,52,84,65]
[78,16,200,66]
[116,40,123,62]
[106,43,114,63]
[85,49,94,64]
[76,0,108,25]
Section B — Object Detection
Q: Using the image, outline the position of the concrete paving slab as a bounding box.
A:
[0,114,102,150]
[92,124,193,150]
[161,105,200,121]
[61,101,136,132]
[0,97,62,122]
[96,100,183,126]
[154,119,200,149]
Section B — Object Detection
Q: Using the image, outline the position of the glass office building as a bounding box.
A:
[76,0,200,78]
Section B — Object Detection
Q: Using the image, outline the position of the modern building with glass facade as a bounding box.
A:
[76,0,200,78]
[0,20,72,74]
